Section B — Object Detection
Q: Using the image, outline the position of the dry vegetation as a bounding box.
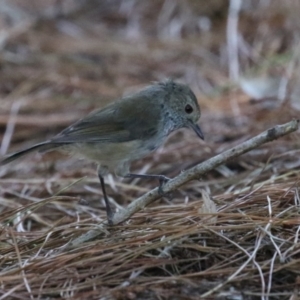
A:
[1,0,300,299]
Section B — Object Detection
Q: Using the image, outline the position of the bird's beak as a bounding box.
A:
[189,122,204,140]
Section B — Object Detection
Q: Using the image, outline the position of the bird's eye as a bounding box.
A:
[185,104,193,114]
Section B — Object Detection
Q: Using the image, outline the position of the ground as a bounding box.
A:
[0,1,300,299]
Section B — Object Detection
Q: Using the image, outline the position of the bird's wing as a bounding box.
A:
[51,96,161,144]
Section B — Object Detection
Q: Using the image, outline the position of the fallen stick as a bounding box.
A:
[70,119,298,246]
[112,119,299,224]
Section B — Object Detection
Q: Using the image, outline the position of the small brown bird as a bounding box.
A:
[0,80,204,224]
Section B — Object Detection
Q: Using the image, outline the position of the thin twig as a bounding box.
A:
[0,100,23,155]
[227,0,241,82]
[70,119,298,247]
[112,119,298,225]
[200,222,265,298]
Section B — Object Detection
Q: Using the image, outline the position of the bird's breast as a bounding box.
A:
[65,140,142,163]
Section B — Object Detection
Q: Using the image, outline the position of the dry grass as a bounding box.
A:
[1,1,300,299]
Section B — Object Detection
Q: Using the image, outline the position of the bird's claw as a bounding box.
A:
[158,175,171,195]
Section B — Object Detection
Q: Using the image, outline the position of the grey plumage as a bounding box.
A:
[0,80,204,224]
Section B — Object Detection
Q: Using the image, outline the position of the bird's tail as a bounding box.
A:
[0,142,56,166]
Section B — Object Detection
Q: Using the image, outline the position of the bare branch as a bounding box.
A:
[69,119,298,247]
[112,119,299,225]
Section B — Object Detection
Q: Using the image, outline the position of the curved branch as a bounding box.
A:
[112,119,299,225]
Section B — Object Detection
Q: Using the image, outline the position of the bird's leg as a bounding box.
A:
[98,172,114,225]
[125,173,170,195]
